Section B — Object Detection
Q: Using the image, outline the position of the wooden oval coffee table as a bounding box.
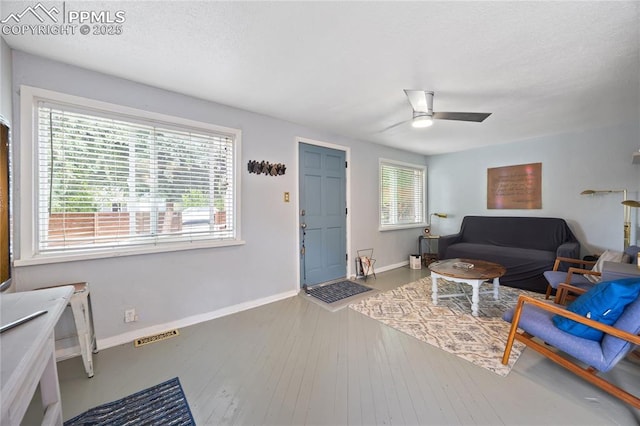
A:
[428,258,507,316]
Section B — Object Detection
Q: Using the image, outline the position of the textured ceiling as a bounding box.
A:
[2,1,639,155]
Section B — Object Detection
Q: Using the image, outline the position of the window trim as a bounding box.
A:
[16,85,244,266]
[378,158,427,231]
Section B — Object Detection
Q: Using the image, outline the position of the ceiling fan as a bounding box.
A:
[383,90,492,131]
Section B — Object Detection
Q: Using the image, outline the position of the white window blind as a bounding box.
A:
[36,101,236,254]
[379,160,426,228]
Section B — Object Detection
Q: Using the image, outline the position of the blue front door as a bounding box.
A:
[299,143,347,286]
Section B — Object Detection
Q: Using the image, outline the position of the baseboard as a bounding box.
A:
[351,260,409,279]
[97,289,299,351]
[377,260,409,273]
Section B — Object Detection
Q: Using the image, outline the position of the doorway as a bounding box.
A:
[298,142,347,287]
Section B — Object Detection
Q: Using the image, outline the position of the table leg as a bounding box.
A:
[70,291,94,378]
[40,335,63,426]
[471,281,480,317]
[431,273,439,305]
[493,277,500,300]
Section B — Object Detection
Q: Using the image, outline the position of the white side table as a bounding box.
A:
[42,282,95,378]
[67,282,95,378]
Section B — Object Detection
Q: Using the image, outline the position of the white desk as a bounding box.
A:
[1,286,74,426]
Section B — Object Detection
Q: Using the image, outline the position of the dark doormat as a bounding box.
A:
[64,377,194,426]
[306,280,373,304]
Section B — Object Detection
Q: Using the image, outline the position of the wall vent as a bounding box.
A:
[134,329,179,347]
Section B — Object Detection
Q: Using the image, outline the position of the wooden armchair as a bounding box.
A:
[543,256,598,302]
[545,246,640,303]
[551,259,640,305]
[502,292,640,409]
[555,282,588,305]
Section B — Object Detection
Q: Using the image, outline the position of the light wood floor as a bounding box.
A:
[26,267,640,425]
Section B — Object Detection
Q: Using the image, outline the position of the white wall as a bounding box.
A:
[11,51,424,347]
[427,125,640,255]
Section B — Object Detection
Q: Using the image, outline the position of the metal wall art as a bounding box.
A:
[487,162,542,209]
[247,160,286,176]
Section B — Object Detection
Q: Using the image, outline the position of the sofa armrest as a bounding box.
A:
[556,241,581,271]
[438,232,462,259]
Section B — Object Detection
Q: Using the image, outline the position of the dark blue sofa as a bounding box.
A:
[438,216,580,293]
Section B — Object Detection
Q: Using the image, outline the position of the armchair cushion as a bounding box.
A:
[552,277,640,341]
[602,295,640,369]
[543,270,592,289]
[502,303,606,370]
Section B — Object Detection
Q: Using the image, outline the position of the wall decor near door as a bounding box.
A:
[247,160,286,176]
[487,162,542,209]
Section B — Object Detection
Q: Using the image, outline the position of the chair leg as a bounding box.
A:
[545,284,552,300]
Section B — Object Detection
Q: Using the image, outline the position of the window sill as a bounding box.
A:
[379,223,428,232]
[14,239,246,267]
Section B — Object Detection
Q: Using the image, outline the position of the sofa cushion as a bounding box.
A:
[447,243,555,262]
[447,242,554,273]
[446,243,557,292]
[552,277,640,341]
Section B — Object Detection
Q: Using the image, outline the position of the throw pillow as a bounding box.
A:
[553,277,640,341]
[586,250,624,283]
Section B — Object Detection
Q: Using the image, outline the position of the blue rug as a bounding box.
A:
[64,377,194,426]
[307,280,372,304]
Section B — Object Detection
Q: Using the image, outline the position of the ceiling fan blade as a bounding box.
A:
[379,119,410,133]
[433,112,491,122]
[403,89,433,113]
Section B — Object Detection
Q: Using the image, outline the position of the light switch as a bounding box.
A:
[284,192,290,202]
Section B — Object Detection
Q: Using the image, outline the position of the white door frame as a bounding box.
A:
[295,137,351,288]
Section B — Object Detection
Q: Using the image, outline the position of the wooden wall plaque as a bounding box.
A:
[487,162,542,209]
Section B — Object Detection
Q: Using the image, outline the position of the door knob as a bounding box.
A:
[301,223,307,229]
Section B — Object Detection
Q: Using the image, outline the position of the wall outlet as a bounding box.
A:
[124,308,137,323]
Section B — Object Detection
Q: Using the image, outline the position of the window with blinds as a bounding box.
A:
[379,159,426,229]
[35,101,237,254]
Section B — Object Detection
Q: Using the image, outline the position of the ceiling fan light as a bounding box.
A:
[412,115,433,128]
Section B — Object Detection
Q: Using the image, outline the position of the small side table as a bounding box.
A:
[41,282,95,378]
[418,235,440,266]
[67,283,95,378]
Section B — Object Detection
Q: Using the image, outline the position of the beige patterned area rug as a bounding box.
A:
[349,277,547,376]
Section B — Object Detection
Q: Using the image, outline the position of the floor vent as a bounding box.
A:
[134,329,179,347]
